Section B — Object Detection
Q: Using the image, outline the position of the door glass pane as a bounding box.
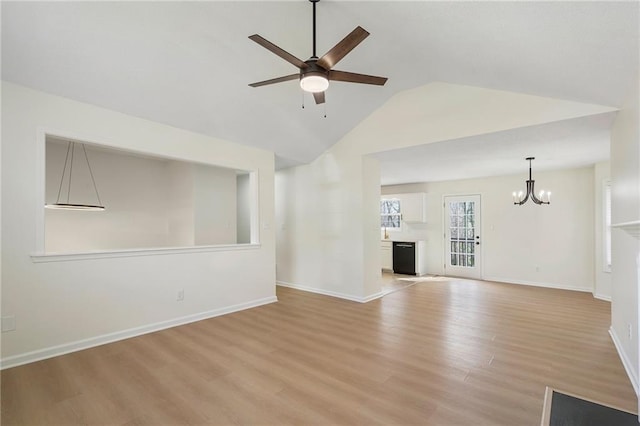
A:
[451,227,458,239]
[448,200,477,269]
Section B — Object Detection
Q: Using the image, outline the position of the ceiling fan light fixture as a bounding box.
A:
[300,73,329,93]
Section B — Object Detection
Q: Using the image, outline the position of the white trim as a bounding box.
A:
[0,295,277,370]
[593,293,612,302]
[602,179,612,272]
[276,281,383,303]
[609,326,640,396]
[31,243,262,263]
[249,170,261,244]
[483,276,591,293]
[36,129,47,253]
[361,291,385,303]
[612,220,640,240]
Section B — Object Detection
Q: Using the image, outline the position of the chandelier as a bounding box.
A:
[512,157,551,205]
[45,141,106,211]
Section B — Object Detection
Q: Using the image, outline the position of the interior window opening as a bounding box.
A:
[44,135,256,254]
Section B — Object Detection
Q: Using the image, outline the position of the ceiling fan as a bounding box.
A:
[248,0,388,105]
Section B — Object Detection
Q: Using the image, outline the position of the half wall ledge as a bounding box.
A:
[612,220,640,240]
[30,243,262,263]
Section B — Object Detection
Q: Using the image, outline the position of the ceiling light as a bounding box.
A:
[512,157,551,205]
[45,141,106,211]
[45,203,105,211]
[300,73,329,93]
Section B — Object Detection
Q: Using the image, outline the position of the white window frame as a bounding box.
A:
[380,197,402,232]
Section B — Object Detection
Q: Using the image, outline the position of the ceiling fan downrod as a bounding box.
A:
[311,0,319,58]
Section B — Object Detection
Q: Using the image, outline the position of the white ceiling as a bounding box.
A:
[374,112,616,185]
[2,1,638,181]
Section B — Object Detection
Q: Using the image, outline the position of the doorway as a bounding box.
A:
[444,194,482,279]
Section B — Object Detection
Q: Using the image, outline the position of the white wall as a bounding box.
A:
[167,161,195,247]
[1,82,276,367]
[610,76,640,395]
[383,167,595,291]
[593,161,612,301]
[275,82,616,301]
[193,164,237,245]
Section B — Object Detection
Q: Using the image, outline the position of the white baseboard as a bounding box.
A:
[593,293,612,302]
[609,326,640,396]
[276,281,383,303]
[482,276,591,293]
[0,296,277,370]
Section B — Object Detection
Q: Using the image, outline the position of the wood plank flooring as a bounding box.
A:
[1,278,637,425]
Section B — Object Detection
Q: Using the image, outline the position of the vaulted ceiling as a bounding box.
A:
[2,1,638,182]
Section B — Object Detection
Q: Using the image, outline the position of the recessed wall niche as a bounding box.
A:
[45,136,253,254]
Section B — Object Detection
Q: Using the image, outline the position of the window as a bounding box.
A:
[381,198,401,230]
[604,180,612,272]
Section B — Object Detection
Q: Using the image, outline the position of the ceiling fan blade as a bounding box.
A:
[317,26,369,70]
[249,34,308,69]
[329,70,388,86]
[249,74,299,88]
[313,91,325,104]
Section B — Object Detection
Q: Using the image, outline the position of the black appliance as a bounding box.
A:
[393,242,416,275]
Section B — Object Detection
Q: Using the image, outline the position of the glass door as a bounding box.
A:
[444,195,481,279]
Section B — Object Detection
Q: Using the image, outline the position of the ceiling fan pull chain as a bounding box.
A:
[301,91,305,109]
[323,102,327,118]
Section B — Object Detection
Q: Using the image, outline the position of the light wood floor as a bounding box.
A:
[2,278,637,425]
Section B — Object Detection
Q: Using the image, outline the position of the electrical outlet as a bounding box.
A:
[628,323,633,340]
[177,289,184,302]
[2,315,16,332]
